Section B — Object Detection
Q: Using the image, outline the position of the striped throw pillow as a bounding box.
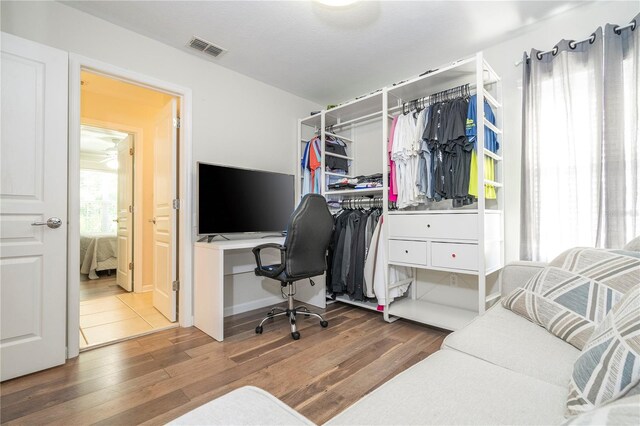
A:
[566,285,640,416]
[563,394,640,425]
[502,248,639,349]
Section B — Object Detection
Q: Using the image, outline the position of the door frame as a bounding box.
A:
[80,119,144,293]
[68,54,193,359]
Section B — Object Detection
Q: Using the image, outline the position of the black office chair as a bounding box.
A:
[252,193,334,340]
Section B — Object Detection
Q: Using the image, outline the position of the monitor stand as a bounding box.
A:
[197,234,230,243]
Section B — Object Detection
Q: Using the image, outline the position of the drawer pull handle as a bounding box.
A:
[451,253,456,258]
[427,224,431,228]
[405,250,409,254]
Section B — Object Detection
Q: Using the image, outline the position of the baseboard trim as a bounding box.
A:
[224,296,283,317]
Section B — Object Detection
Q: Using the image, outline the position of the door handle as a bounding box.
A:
[148,218,156,224]
[31,217,63,229]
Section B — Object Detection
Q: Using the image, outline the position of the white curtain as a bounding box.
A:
[601,20,639,248]
[521,16,639,261]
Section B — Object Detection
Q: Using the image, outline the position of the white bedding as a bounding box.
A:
[80,234,117,279]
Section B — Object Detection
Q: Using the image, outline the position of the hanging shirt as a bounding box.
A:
[388,117,399,203]
[363,217,411,306]
[393,113,418,209]
[301,140,312,195]
[466,95,498,199]
[325,138,349,172]
[416,107,431,200]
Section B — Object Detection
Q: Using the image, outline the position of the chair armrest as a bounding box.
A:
[252,243,286,278]
[499,261,548,296]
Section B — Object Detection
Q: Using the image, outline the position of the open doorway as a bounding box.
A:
[78,71,179,349]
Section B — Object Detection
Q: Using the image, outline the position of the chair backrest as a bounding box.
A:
[283,194,334,279]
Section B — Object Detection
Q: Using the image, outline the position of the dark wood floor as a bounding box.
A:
[0,302,448,425]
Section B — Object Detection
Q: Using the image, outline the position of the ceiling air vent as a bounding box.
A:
[188,36,226,58]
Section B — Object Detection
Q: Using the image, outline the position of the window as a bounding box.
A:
[80,169,117,234]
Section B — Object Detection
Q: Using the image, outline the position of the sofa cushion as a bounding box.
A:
[502,248,639,349]
[563,394,640,425]
[168,386,314,425]
[566,285,640,416]
[443,304,580,387]
[327,349,568,426]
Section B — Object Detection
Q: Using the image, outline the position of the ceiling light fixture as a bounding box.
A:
[316,0,358,7]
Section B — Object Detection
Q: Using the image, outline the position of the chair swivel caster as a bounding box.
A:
[320,320,328,328]
[291,331,300,340]
[255,326,263,334]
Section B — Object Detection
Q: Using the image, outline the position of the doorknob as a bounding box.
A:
[31,217,63,229]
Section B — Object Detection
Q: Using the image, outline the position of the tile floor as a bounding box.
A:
[79,291,176,349]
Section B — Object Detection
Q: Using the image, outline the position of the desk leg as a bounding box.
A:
[194,247,225,342]
[211,249,224,341]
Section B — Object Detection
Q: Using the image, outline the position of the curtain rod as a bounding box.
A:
[514,20,637,67]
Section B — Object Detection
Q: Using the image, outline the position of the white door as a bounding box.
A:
[0,33,68,381]
[152,99,177,322]
[116,135,133,291]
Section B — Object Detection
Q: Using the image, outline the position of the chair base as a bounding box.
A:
[255,282,328,340]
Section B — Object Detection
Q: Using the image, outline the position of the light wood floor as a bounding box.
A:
[80,292,176,349]
[0,302,449,425]
[80,274,126,302]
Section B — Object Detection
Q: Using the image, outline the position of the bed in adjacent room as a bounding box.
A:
[80,234,118,279]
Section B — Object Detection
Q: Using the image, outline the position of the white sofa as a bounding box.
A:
[169,261,600,425]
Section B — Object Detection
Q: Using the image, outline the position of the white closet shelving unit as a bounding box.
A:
[296,52,504,328]
[297,91,385,312]
[382,52,504,331]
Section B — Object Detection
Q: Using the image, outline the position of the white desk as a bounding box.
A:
[194,237,325,341]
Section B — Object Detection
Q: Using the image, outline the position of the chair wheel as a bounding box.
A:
[291,331,300,340]
[320,320,328,328]
[255,326,263,334]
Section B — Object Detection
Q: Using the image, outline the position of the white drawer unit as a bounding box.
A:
[431,242,478,271]
[389,240,428,266]
[388,213,478,240]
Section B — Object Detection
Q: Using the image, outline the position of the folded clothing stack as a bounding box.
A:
[328,173,382,190]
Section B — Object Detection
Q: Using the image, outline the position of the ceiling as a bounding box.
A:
[63,0,589,105]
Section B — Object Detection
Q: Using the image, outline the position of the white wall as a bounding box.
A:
[482,1,638,262]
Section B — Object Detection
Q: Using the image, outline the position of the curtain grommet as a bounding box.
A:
[568,40,576,49]
[551,46,559,56]
[536,51,543,60]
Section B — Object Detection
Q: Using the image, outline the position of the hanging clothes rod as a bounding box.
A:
[339,196,384,210]
[389,83,473,115]
[325,111,383,132]
[515,19,637,66]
